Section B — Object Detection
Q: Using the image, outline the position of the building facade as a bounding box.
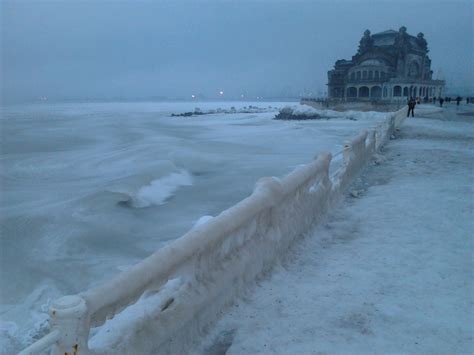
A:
[327,27,444,102]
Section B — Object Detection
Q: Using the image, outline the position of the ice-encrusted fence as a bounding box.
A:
[19,107,407,355]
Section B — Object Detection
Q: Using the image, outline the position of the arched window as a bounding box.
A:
[363,71,368,79]
[381,71,386,79]
[375,71,379,79]
[359,86,369,97]
[371,86,382,98]
[357,71,361,80]
[413,86,418,97]
[368,71,373,79]
[408,61,420,78]
[403,87,409,97]
[393,86,402,97]
[347,87,357,98]
[350,72,355,80]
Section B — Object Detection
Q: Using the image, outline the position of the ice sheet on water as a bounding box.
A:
[1,101,389,352]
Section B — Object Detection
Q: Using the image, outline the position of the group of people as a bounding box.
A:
[407,95,470,117]
[433,96,467,107]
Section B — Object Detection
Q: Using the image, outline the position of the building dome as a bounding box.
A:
[327,27,445,102]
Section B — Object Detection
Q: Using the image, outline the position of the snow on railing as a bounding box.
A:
[19,107,407,355]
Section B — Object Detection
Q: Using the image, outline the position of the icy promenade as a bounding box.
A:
[199,106,474,354]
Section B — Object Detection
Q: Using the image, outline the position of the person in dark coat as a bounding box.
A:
[456,96,462,106]
[407,97,416,117]
[439,97,444,107]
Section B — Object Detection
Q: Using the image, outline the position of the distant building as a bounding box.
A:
[327,27,445,102]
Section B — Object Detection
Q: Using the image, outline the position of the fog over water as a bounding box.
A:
[2,0,473,103]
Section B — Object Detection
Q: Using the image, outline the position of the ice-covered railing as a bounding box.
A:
[19,107,407,355]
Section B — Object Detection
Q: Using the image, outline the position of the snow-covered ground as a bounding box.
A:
[197,105,474,354]
[0,101,390,352]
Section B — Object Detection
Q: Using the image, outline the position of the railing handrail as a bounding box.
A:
[18,330,60,355]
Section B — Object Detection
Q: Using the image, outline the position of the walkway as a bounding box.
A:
[198,106,474,354]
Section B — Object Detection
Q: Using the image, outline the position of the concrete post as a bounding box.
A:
[368,130,376,154]
[343,143,351,164]
[50,295,91,355]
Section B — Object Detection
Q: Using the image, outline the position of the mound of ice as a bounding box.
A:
[274,105,348,120]
[171,105,276,117]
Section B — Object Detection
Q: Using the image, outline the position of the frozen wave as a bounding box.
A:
[127,170,193,208]
[79,170,193,209]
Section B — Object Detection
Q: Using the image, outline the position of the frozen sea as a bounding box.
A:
[0,101,389,351]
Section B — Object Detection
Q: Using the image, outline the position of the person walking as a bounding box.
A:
[456,96,462,106]
[439,97,444,107]
[407,97,416,117]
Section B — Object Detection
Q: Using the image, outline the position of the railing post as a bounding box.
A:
[50,295,91,355]
[374,125,382,151]
[368,129,376,154]
[343,142,351,164]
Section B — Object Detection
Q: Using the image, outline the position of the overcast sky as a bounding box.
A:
[1,0,473,102]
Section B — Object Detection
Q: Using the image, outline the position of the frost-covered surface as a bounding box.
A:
[89,278,182,350]
[1,100,390,351]
[197,106,474,354]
